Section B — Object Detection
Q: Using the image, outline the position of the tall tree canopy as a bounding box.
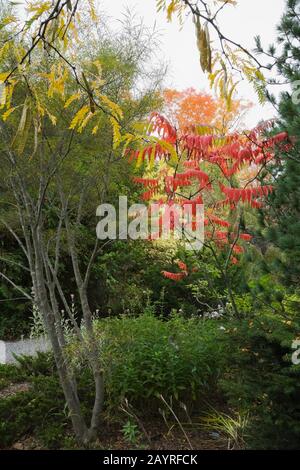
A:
[163,87,250,133]
[260,0,300,286]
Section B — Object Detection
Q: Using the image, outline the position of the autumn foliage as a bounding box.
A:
[129,110,290,280]
[163,88,251,133]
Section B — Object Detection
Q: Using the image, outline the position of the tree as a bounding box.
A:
[0,3,163,444]
[259,0,300,286]
[163,87,250,133]
[130,112,289,315]
[0,0,126,151]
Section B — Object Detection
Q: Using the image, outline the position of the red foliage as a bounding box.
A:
[239,233,253,241]
[208,214,231,228]
[133,177,159,188]
[162,271,186,281]
[219,183,273,204]
[129,111,291,280]
[232,245,244,255]
[151,112,177,143]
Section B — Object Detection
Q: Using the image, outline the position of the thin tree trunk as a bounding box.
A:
[32,231,89,443]
[65,215,105,439]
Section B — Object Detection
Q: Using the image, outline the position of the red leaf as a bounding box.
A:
[162,271,185,281]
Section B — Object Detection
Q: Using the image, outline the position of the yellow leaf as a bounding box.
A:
[255,69,266,82]
[110,116,122,149]
[88,0,98,21]
[92,124,99,135]
[0,43,10,60]
[27,2,52,14]
[46,110,57,126]
[0,72,9,83]
[2,107,17,121]
[69,105,90,130]
[99,94,123,120]
[136,149,143,168]
[148,145,156,169]
[167,1,177,21]
[78,112,93,133]
[4,80,17,110]
[64,92,81,108]
[156,138,178,163]
[0,15,18,30]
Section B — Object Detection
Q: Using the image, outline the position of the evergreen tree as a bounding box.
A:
[260,0,300,286]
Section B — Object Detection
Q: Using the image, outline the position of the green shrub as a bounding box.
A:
[0,373,66,448]
[0,363,27,391]
[0,355,66,448]
[220,313,300,449]
[95,312,225,412]
[0,311,30,341]
[14,352,56,377]
[0,353,97,449]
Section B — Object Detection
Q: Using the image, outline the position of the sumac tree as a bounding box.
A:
[131,112,290,315]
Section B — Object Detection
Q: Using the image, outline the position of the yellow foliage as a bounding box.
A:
[41,64,68,98]
[69,105,90,130]
[156,0,185,24]
[92,124,99,135]
[2,107,17,121]
[64,92,81,109]
[78,112,93,133]
[110,117,122,149]
[0,72,10,83]
[0,0,126,151]
[99,94,123,120]
[87,0,98,22]
[26,2,52,15]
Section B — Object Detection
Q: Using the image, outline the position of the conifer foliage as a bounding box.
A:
[259,0,300,286]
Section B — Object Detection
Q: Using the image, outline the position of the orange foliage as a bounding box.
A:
[163,88,251,133]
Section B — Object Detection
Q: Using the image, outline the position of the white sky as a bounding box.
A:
[98,0,286,128]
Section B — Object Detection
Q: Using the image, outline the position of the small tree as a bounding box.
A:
[0,2,163,444]
[130,112,289,315]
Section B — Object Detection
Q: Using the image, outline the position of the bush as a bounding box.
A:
[0,308,31,341]
[0,363,27,391]
[220,312,300,449]
[94,312,225,412]
[0,374,66,448]
[0,353,66,448]
[0,353,95,449]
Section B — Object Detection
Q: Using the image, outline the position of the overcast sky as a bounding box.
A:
[15,0,286,127]
[98,0,286,128]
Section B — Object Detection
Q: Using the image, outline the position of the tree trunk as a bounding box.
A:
[33,233,89,444]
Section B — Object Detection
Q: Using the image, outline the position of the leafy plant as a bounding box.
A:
[92,312,225,412]
[122,420,140,445]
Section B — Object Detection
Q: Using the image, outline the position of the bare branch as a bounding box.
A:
[0,272,32,301]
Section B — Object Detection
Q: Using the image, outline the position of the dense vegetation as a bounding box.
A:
[0,0,299,451]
